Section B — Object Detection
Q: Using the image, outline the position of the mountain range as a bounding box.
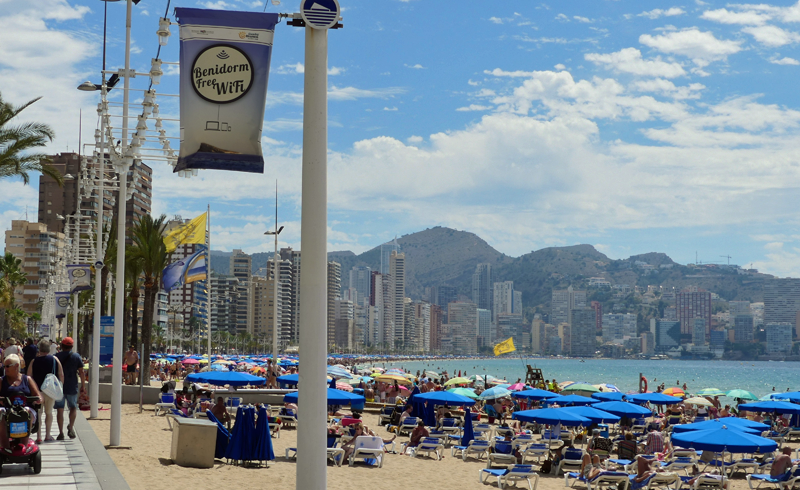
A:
[210,226,772,315]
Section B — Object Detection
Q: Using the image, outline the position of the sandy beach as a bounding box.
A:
[85,404,797,490]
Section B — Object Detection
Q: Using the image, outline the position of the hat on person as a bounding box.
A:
[593,428,601,434]
[61,337,74,347]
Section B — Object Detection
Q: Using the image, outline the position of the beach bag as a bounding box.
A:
[41,359,63,401]
[540,459,552,474]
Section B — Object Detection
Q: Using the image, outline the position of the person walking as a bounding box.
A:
[27,339,64,442]
[22,337,37,371]
[124,345,139,385]
[54,337,85,440]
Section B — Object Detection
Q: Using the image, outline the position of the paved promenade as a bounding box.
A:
[0,409,129,490]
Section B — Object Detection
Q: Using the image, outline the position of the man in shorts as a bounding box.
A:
[124,345,139,385]
[55,337,85,440]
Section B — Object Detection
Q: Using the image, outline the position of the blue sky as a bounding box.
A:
[3,0,800,276]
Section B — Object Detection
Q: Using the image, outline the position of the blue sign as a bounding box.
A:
[301,0,340,30]
[99,316,114,365]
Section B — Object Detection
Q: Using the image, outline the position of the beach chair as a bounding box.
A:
[440,417,462,436]
[763,432,786,448]
[452,439,492,461]
[690,475,727,490]
[165,408,189,430]
[565,471,631,490]
[410,437,444,460]
[747,466,800,490]
[473,423,493,440]
[479,464,539,490]
[660,457,695,474]
[631,419,647,435]
[629,472,681,490]
[397,417,417,436]
[727,458,761,477]
[495,426,515,439]
[558,449,586,476]
[487,441,518,469]
[378,406,395,426]
[512,433,535,451]
[285,436,344,466]
[349,436,385,468]
[786,428,800,442]
[225,396,242,416]
[279,408,298,429]
[155,392,176,416]
[521,443,549,465]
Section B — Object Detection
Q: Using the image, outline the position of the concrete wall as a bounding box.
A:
[98,383,292,406]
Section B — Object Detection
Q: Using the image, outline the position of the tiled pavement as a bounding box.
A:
[0,409,129,490]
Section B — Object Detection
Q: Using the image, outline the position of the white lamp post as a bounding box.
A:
[264,187,283,375]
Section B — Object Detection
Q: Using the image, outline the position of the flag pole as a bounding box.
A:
[206,203,211,358]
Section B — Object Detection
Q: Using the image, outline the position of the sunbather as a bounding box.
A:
[408,420,429,448]
[633,455,657,483]
[581,453,610,480]
[341,423,396,460]
[687,470,727,489]
[770,447,793,478]
[210,396,231,428]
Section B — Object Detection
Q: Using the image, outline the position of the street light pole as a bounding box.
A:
[110,0,133,448]
[91,87,106,418]
[264,185,283,375]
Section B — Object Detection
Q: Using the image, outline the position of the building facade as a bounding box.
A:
[676,289,712,341]
[4,220,66,315]
[764,279,800,339]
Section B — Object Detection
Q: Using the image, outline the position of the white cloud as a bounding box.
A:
[574,16,592,23]
[630,78,706,99]
[199,1,232,10]
[275,63,345,75]
[555,64,566,70]
[585,48,686,78]
[405,64,425,69]
[328,86,406,101]
[701,8,769,25]
[638,8,686,20]
[407,136,423,143]
[489,16,503,24]
[555,14,569,21]
[456,104,491,112]
[771,56,800,65]
[742,25,800,47]
[383,106,398,111]
[639,28,743,67]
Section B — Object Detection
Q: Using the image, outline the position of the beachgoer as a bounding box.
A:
[21,338,37,370]
[124,345,139,385]
[581,453,606,479]
[27,339,63,443]
[617,432,637,460]
[644,427,664,455]
[54,337,85,440]
[211,396,231,428]
[770,447,793,478]
[0,354,42,449]
[633,455,657,483]
[407,420,429,448]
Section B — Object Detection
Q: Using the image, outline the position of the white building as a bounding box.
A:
[765,323,793,355]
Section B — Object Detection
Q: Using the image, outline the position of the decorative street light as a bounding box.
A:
[264,183,283,376]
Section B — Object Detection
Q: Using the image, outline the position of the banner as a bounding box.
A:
[163,248,207,292]
[67,264,92,293]
[493,337,516,356]
[164,212,207,253]
[174,8,279,173]
[55,292,70,319]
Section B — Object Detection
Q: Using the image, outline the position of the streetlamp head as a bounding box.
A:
[77,81,98,92]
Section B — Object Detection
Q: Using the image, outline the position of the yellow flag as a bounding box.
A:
[493,337,516,356]
[163,213,207,253]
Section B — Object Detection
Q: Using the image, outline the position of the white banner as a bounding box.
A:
[67,264,92,293]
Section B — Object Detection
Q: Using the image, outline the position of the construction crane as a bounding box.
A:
[720,255,732,265]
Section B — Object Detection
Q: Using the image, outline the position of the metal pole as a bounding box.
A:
[272,230,279,367]
[90,86,106,418]
[207,204,211,359]
[139,341,144,413]
[72,293,79,349]
[296,25,328,490]
[110,0,132,448]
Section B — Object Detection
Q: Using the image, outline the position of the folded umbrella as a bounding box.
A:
[253,405,274,463]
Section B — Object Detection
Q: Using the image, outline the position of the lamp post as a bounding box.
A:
[264,186,283,374]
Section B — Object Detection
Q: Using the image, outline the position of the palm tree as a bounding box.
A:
[125,249,143,348]
[0,252,26,338]
[7,307,27,338]
[128,214,168,385]
[0,92,62,185]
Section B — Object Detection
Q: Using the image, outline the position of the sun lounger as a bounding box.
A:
[629,472,681,490]
[661,457,696,474]
[488,441,518,469]
[747,466,800,490]
[279,408,298,429]
[452,439,492,461]
[473,424,493,440]
[155,392,175,416]
[480,464,539,490]
[378,407,395,426]
[558,449,585,476]
[348,436,385,468]
[398,417,417,436]
[166,408,189,430]
[410,437,445,460]
[285,436,344,466]
[520,443,548,465]
[565,471,631,490]
[786,428,800,442]
[512,434,535,450]
[689,475,727,490]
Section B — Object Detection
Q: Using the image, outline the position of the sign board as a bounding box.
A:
[99,316,115,366]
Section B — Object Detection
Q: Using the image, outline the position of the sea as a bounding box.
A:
[378,358,800,397]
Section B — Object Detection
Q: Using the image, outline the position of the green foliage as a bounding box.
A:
[0,92,62,185]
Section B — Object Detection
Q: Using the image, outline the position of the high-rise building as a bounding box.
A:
[764,279,800,339]
[379,238,399,274]
[729,301,751,316]
[676,289,712,341]
[551,286,587,326]
[348,266,371,307]
[368,272,394,348]
[4,221,66,315]
[229,250,252,335]
[38,152,151,235]
[389,251,405,347]
[640,332,655,356]
[327,261,342,347]
[765,323,793,355]
[734,315,754,342]
[429,304,443,352]
[266,257,293,348]
[497,314,528,350]
[477,308,492,348]
[656,320,681,351]
[569,308,596,357]
[435,285,458,322]
[333,298,353,350]
[472,263,493,312]
[493,281,516,322]
[601,313,637,343]
[448,302,478,355]
[210,273,239,335]
[279,247,301,345]
[692,318,707,345]
[557,323,571,353]
[531,319,545,354]
[403,299,416,352]
[590,301,602,333]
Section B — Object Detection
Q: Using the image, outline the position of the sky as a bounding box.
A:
[3,0,800,276]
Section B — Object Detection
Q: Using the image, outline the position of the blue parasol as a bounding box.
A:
[277,373,299,388]
[205,410,230,459]
[512,389,561,401]
[478,386,512,400]
[671,426,778,453]
[413,391,477,406]
[555,394,599,406]
[185,371,266,387]
[592,392,626,402]
[672,417,769,434]
[511,408,591,426]
[283,387,364,406]
[252,405,274,463]
[560,406,620,424]
[626,393,682,405]
[738,401,800,415]
[460,407,475,447]
[224,406,247,462]
[591,401,652,418]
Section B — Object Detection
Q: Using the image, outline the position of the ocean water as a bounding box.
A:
[379,358,800,397]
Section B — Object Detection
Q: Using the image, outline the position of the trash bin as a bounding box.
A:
[597,424,609,438]
[170,417,218,468]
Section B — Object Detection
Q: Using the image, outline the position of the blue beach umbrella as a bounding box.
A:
[626,393,682,405]
[478,386,512,401]
[460,407,475,448]
[592,392,626,402]
[591,401,653,418]
[224,406,248,462]
[327,366,353,379]
[253,405,274,463]
[413,391,477,407]
[560,406,620,424]
[738,401,800,415]
[282,387,365,406]
[512,389,561,401]
[671,426,778,453]
[206,409,230,459]
[555,394,599,406]
[186,371,266,387]
[769,391,800,403]
[512,408,591,427]
[277,373,299,388]
[671,417,769,435]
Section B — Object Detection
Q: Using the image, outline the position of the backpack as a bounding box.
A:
[540,458,552,474]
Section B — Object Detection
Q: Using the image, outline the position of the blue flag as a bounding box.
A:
[163,249,207,292]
